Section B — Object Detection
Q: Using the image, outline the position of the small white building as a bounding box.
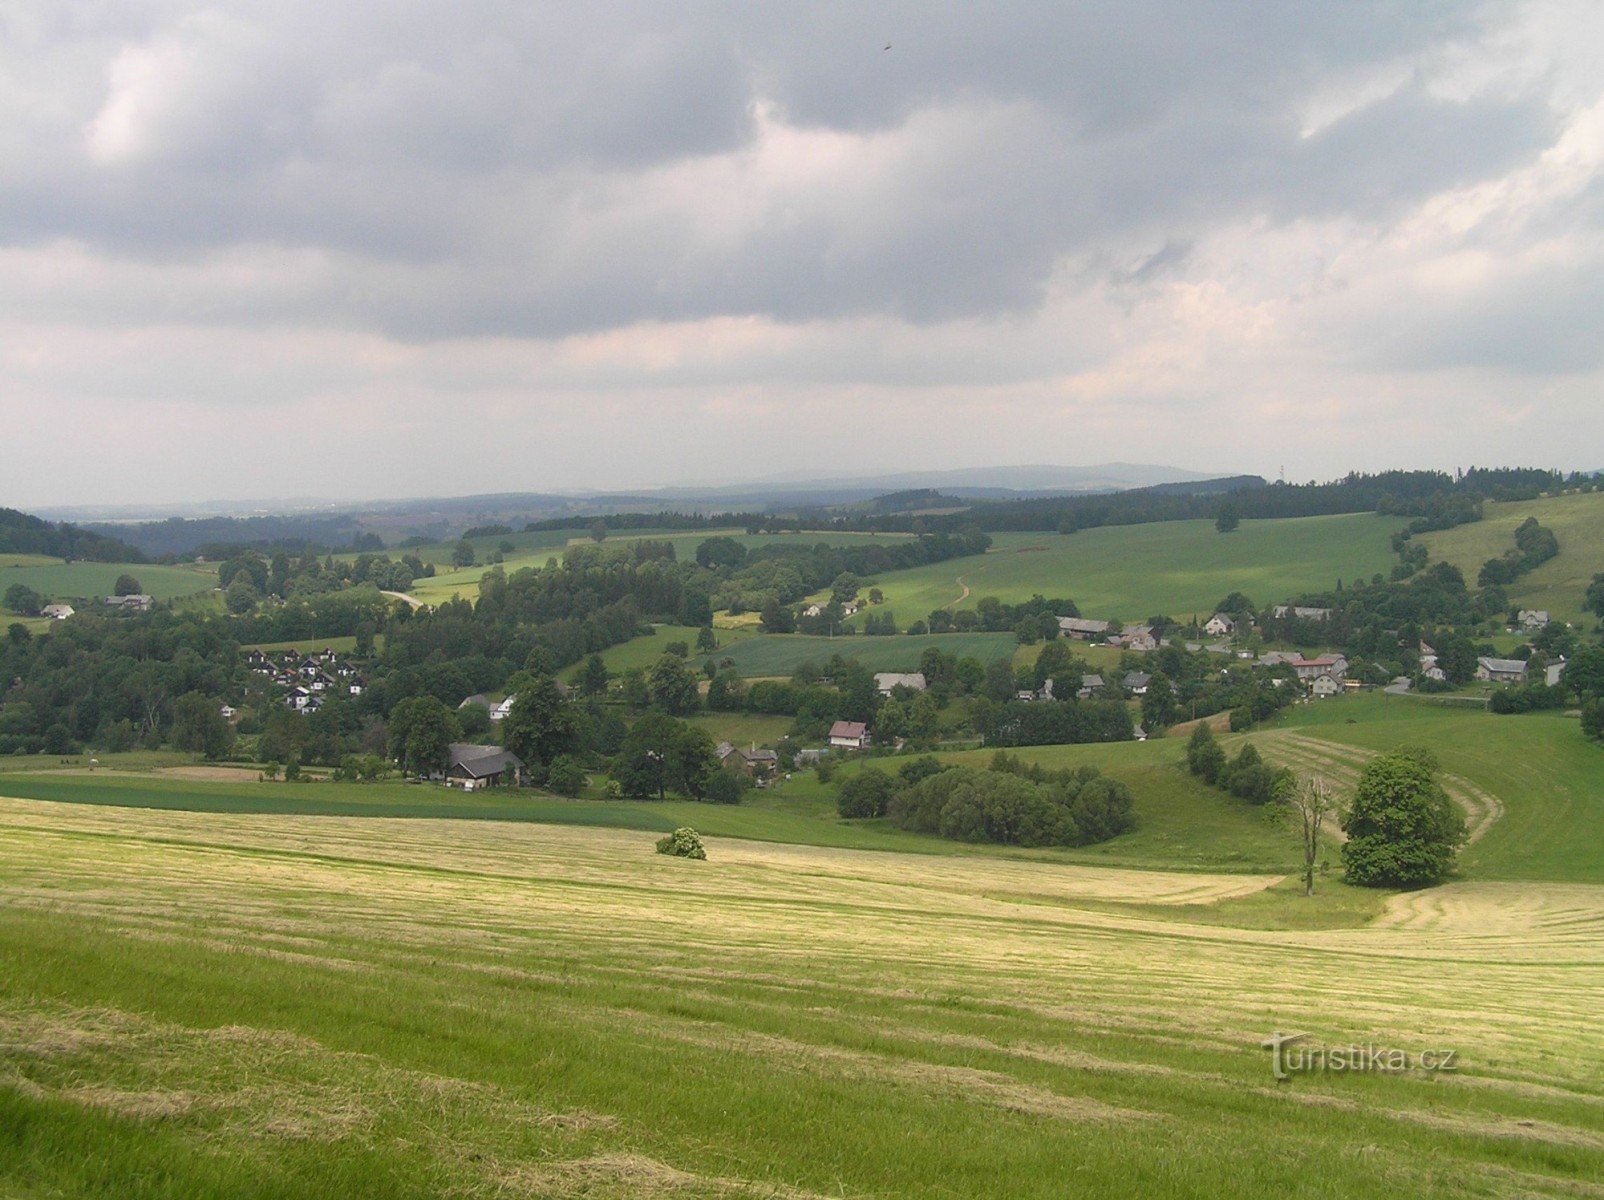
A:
[828,720,870,750]
[40,604,74,620]
[1310,673,1343,699]
[1203,613,1235,637]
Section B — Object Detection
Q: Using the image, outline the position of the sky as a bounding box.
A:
[3,1,1603,509]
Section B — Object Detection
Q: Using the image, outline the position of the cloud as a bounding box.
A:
[0,0,1601,505]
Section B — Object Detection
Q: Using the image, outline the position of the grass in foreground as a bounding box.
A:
[0,799,1599,1199]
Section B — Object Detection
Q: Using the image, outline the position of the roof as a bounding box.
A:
[447,743,525,779]
[874,672,927,692]
[1058,617,1111,634]
[1478,657,1528,674]
[829,720,868,739]
[458,694,493,710]
[1123,672,1152,687]
[740,747,778,763]
[1081,674,1104,688]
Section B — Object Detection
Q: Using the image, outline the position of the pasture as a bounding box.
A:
[709,632,1019,677]
[830,514,1405,625]
[1,793,1600,1198]
[1418,491,1604,625]
[585,624,759,677]
[0,559,218,607]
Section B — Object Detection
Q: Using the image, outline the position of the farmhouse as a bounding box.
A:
[828,720,870,750]
[443,743,525,789]
[1123,671,1152,695]
[40,604,74,620]
[1058,617,1111,640]
[1203,613,1235,637]
[874,672,927,695]
[1289,655,1348,683]
[1517,610,1551,630]
[1118,624,1158,651]
[1077,674,1105,699]
[725,745,778,778]
[103,594,152,612]
[1310,673,1343,699]
[1476,657,1529,685]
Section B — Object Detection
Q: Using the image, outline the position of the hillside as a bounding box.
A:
[826,513,1405,624]
[0,560,219,614]
[1418,491,1604,625]
[0,507,142,563]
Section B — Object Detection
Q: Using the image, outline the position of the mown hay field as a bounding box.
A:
[1,796,1600,1199]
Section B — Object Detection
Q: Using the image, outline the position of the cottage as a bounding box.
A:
[443,743,525,789]
[1119,624,1158,651]
[828,720,871,750]
[1289,655,1347,683]
[802,604,823,618]
[1476,657,1529,685]
[491,697,516,722]
[1058,617,1111,640]
[735,747,779,779]
[1203,613,1235,637]
[1077,673,1105,699]
[1122,671,1152,695]
[1547,660,1567,688]
[874,671,927,695]
[40,603,74,620]
[1517,610,1551,630]
[1310,673,1343,699]
[103,594,152,612]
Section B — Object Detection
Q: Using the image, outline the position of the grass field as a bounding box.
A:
[1,792,1600,1198]
[583,625,759,677]
[711,632,1019,677]
[1418,491,1604,626]
[830,514,1406,626]
[0,559,218,608]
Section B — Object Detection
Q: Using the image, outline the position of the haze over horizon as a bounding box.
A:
[4,2,1602,508]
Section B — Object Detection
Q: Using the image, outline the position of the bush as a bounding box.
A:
[1186,724,1225,784]
[547,754,586,796]
[655,827,707,860]
[705,770,747,805]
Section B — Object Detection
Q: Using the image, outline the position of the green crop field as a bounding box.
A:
[830,514,1406,626]
[712,632,1019,677]
[1418,491,1604,626]
[0,559,218,608]
[585,624,759,677]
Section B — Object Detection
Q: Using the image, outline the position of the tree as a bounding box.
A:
[1214,592,1254,616]
[500,674,579,771]
[695,626,718,654]
[647,653,701,715]
[615,713,716,800]
[1186,723,1226,784]
[830,572,861,605]
[1581,698,1604,740]
[224,577,260,614]
[1341,748,1465,888]
[1280,773,1335,896]
[1436,633,1478,687]
[589,520,608,544]
[837,767,896,818]
[171,692,235,760]
[1561,646,1604,701]
[3,584,43,616]
[546,754,586,796]
[759,598,796,634]
[1586,572,1604,619]
[1141,674,1177,730]
[388,696,462,776]
[114,573,143,596]
[580,654,610,696]
[1215,502,1241,533]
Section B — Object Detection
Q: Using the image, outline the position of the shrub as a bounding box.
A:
[837,766,896,818]
[1186,724,1225,784]
[705,770,747,805]
[655,827,707,860]
[547,754,586,796]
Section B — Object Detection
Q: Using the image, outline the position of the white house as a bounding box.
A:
[1272,605,1333,622]
[1203,613,1235,637]
[1119,624,1158,651]
[1310,674,1343,699]
[491,697,516,722]
[40,604,74,620]
[828,720,870,750]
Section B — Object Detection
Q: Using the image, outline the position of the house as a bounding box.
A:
[1203,613,1235,637]
[1289,655,1348,683]
[828,720,870,750]
[1123,671,1152,695]
[1058,617,1111,640]
[1258,650,1300,667]
[1119,624,1158,651]
[1133,723,1148,742]
[219,704,237,721]
[103,594,152,612]
[459,694,493,712]
[1272,605,1333,622]
[802,604,823,618]
[285,686,313,711]
[40,604,74,620]
[1517,610,1551,630]
[1547,660,1567,688]
[491,697,516,722]
[874,672,927,695]
[1476,657,1529,685]
[1077,673,1105,699]
[795,748,828,766]
[443,743,525,790]
[1310,673,1343,699]
[734,747,779,779]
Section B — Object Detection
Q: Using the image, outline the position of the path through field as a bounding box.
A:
[947,574,972,609]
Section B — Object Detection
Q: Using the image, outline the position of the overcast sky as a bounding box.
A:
[4,2,1602,508]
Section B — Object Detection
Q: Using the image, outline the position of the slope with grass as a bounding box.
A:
[1417,491,1604,625]
[835,513,1405,624]
[1,796,1600,1199]
[0,559,218,608]
[712,632,1019,678]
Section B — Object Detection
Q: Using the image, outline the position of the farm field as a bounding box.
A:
[832,513,1406,626]
[1,793,1600,1198]
[584,624,759,677]
[712,632,1018,677]
[1418,491,1604,625]
[0,559,218,608]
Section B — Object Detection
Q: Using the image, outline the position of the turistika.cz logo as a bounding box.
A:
[1261,1031,1459,1081]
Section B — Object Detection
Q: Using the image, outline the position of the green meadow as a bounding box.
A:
[710,631,1019,677]
[833,513,1405,624]
[1419,490,1604,625]
[0,559,218,608]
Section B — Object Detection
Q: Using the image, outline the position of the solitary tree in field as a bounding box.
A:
[114,573,143,596]
[589,519,608,544]
[1215,502,1241,533]
[1341,748,1465,888]
[1280,773,1335,896]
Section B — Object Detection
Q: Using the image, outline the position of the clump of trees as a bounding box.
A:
[836,752,1135,849]
[1341,748,1465,888]
[1477,517,1559,587]
[1185,725,1289,804]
